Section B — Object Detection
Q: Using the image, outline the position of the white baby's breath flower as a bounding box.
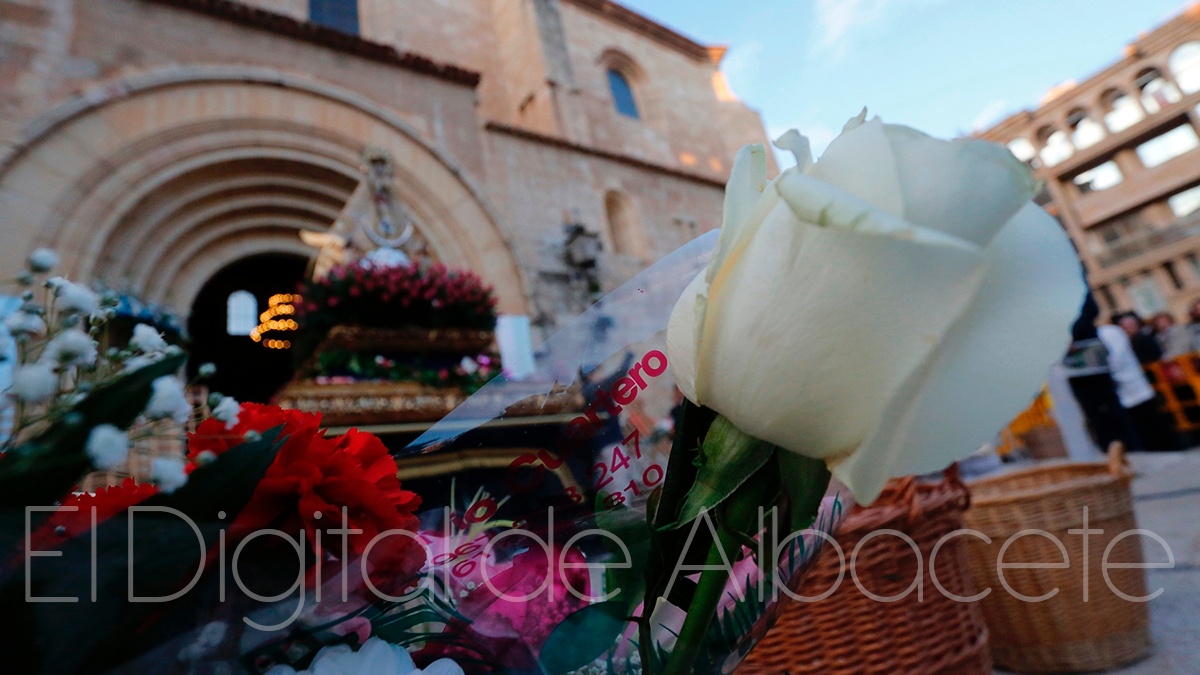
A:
[51,279,101,316]
[40,329,97,368]
[3,310,46,336]
[122,354,159,373]
[177,621,228,663]
[197,362,217,378]
[129,323,168,354]
[145,376,191,424]
[151,457,188,494]
[265,637,463,675]
[86,424,130,470]
[11,363,58,402]
[210,395,241,430]
[27,248,59,273]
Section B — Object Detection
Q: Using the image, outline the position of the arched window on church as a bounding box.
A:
[226,290,258,336]
[605,190,647,258]
[607,69,640,119]
[309,0,359,35]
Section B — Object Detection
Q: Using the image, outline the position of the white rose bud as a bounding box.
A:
[666,115,1084,504]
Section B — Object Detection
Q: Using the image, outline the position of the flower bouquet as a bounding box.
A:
[0,114,1083,674]
[275,260,509,426]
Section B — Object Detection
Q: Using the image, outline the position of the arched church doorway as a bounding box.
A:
[188,253,310,403]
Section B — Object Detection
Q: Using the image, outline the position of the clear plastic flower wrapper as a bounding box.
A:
[1,232,847,675]
[3,115,1082,675]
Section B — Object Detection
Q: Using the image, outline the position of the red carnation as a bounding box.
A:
[27,478,158,552]
[188,404,425,583]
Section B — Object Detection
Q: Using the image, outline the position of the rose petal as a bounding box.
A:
[709,144,769,284]
[884,123,1037,247]
[830,203,1083,502]
[694,182,985,459]
[775,172,979,250]
[665,271,707,404]
[807,117,906,219]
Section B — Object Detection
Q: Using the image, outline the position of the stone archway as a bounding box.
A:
[0,66,530,317]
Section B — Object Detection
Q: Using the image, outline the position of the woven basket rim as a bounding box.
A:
[967,460,1131,507]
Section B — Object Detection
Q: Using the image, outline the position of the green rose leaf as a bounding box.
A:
[777,451,832,532]
[661,415,776,530]
[539,599,630,674]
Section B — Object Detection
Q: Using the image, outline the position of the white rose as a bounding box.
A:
[666,115,1084,504]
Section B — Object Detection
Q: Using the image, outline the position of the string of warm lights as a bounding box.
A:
[250,293,301,349]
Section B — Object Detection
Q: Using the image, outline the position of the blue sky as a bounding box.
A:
[622,0,1192,157]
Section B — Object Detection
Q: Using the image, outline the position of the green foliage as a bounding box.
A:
[777,451,832,532]
[309,349,498,393]
[661,416,776,531]
[539,600,631,674]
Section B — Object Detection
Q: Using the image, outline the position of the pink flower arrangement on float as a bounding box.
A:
[295,261,498,340]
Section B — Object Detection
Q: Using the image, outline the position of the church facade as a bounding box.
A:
[0,0,771,335]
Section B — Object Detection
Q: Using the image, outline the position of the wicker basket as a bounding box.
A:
[740,467,991,674]
[962,443,1150,673]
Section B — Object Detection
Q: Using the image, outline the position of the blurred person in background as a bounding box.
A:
[1065,294,1141,452]
[1099,316,1179,450]
[1186,299,1200,351]
[1114,311,1163,364]
[1151,311,1191,358]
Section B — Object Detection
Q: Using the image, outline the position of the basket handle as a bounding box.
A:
[1106,441,1127,475]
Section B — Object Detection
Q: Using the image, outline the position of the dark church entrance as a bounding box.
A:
[188,254,309,403]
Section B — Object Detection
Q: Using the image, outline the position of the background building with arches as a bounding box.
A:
[981,3,1200,318]
[0,0,771,399]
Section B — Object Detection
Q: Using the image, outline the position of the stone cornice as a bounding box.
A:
[485,122,724,187]
[562,0,710,62]
[139,0,481,87]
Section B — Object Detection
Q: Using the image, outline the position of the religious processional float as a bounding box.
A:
[0,113,1082,674]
